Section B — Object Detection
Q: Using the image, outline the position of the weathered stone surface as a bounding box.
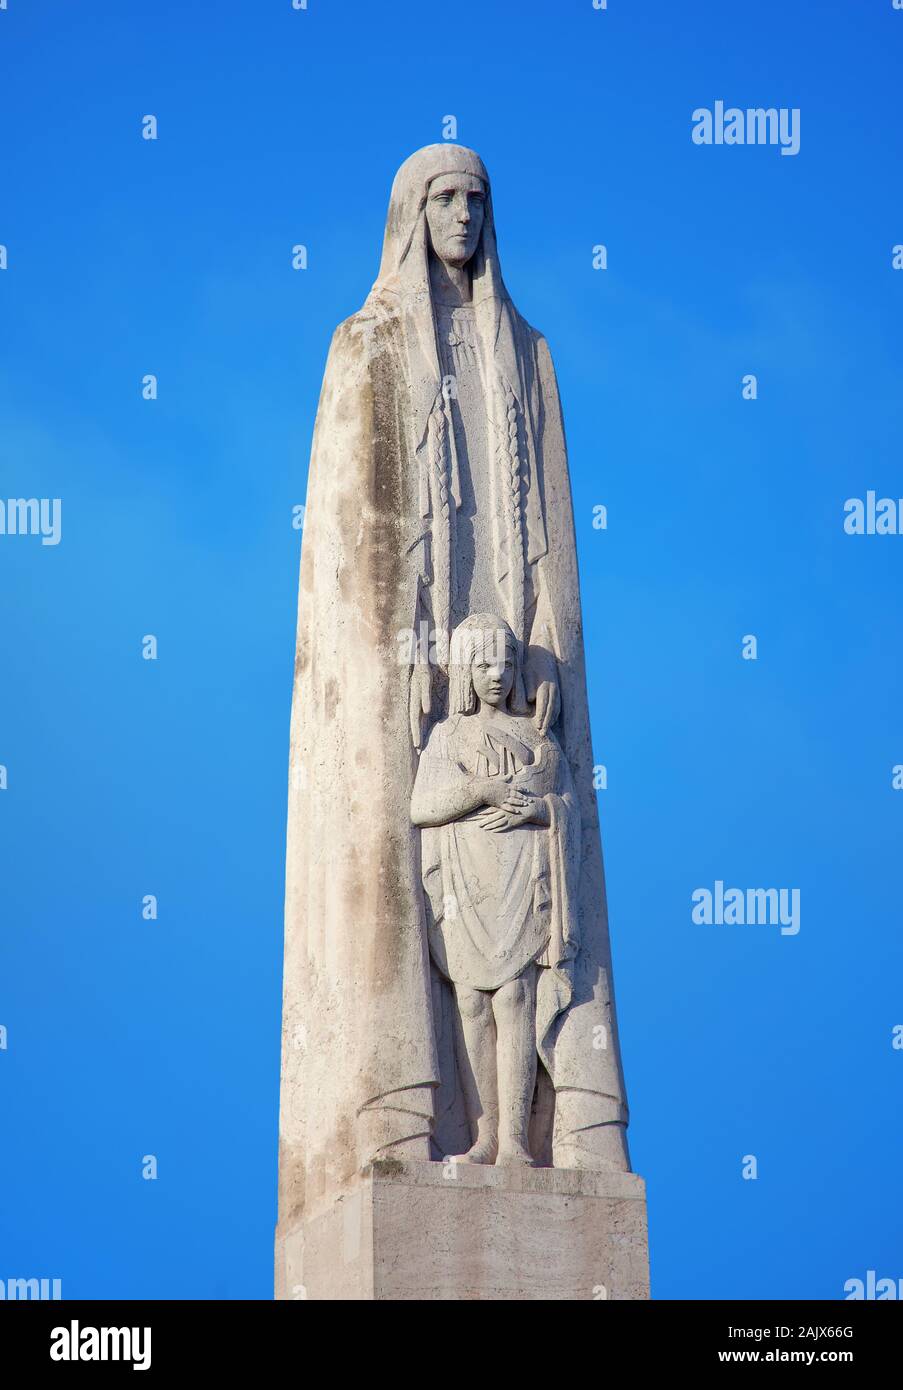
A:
[277,144,648,1298]
[276,1160,650,1301]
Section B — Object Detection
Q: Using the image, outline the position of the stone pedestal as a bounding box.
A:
[275,1159,650,1301]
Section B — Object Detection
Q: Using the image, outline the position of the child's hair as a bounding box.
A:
[448,612,526,715]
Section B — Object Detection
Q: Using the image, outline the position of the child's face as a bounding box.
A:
[471,633,515,708]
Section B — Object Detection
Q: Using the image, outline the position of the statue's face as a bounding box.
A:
[425,172,486,269]
[471,633,515,708]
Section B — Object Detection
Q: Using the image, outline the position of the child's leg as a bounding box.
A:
[492,965,537,1164]
[450,983,499,1162]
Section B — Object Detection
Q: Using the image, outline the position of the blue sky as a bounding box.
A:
[1,0,901,1299]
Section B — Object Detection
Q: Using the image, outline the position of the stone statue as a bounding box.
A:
[411,613,582,1166]
[279,145,634,1249]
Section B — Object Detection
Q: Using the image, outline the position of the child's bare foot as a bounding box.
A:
[451,1134,498,1164]
[495,1140,535,1167]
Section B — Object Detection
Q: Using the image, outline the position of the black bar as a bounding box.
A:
[1,1298,900,1372]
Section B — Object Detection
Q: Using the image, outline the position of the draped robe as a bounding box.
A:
[415,710,579,999]
[279,145,631,1230]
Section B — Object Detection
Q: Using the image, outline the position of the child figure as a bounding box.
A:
[411,613,581,1165]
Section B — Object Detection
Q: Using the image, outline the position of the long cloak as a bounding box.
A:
[279,145,630,1231]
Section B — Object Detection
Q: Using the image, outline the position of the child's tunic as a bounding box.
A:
[415,710,579,992]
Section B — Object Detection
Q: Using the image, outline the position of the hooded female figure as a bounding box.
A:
[279,146,631,1232]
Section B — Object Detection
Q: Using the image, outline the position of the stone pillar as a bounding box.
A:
[277,144,650,1300]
